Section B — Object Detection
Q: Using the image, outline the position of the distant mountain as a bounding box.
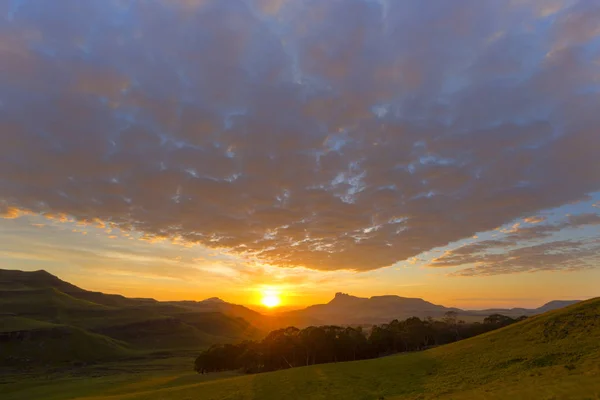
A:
[280,292,461,326]
[169,298,318,331]
[202,297,227,303]
[168,298,266,328]
[469,300,581,317]
[279,292,582,326]
[535,300,581,313]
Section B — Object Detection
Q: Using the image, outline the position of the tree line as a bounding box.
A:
[194,312,526,374]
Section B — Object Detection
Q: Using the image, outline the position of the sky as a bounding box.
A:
[1,0,599,310]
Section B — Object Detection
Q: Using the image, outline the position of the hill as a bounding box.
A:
[169,299,318,331]
[166,298,269,329]
[0,269,263,368]
[278,292,581,326]
[63,297,599,400]
[0,269,85,293]
[0,320,132,367]
[0,269,156,308]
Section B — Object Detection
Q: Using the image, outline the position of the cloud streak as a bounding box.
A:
[450,240,600,277]
[431,213,600,274]
[1,0,600,272]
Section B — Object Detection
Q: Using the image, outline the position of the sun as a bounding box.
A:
[261,291,281,308]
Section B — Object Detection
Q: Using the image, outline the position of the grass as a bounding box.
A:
[93,317,224,350]
[0,269,263,362]
[0,288,108,318]
[1,356,239,400]
[2,297,599,400]
[0,316,61,332]
[0,325,132,366]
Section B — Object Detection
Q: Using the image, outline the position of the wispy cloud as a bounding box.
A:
[430,212,600,275]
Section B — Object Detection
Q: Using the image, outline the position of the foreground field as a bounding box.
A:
[3,297,599,400]
[1,356,240,400]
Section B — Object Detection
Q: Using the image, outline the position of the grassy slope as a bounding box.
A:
[0,270,262,361]
[35,297,597,400]
[92,317,226,350]
[1,325,132,366]
[0,293,218,350]
[0,288,109,319]
[1,355,241,400]
[0,316,61,332]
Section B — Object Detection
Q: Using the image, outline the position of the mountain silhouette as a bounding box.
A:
[0,269,580,330]
[279,292,580,325]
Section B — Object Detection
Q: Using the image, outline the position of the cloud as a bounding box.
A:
[0,206,29,219]
[566,213,600,226]
[524,216,546,224]
[450,240,600,276]
[431,212,600,273]
[1,0,600,271]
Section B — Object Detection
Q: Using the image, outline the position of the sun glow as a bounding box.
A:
[261,291,281,308]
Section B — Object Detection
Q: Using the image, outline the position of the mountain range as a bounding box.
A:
[0,268,580,368]
[276,292,579,325]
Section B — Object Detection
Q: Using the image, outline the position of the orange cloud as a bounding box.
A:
[44,213,71,223]
[0,207,30,219]
[524,216,546,224]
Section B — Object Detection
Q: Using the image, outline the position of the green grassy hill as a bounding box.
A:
[92,317,225,350]
[0,269,85,292]
[46,297,597,400]
[0,288,109,320]
[0,316,63,332]
[0,269,263,368]
[0,323,132,366]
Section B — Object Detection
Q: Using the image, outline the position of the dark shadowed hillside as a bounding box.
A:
[1,318,132,366]
[0,269,263,368]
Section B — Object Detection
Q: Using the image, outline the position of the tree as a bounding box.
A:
[194,312,515,375]
[483,314,515,326]
[442,311,460,341]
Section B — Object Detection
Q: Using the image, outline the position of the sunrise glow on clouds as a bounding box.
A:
[1,0,599,308]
